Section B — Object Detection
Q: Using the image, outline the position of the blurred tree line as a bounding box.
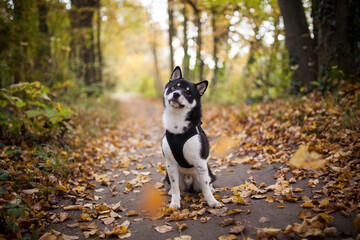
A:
[0,0,102,90]
[0,0,359,104]
[167,0,359,102]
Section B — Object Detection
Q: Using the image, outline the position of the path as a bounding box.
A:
[45,97,359,240]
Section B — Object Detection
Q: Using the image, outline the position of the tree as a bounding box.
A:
[182,0,190,77]
[168,0,175,73]
[278,0,317,93]
[312,0,360,85]
[279,0,360,93]
[187,0,204,82]
[70,0,99,84]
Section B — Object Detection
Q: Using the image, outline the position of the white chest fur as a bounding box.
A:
[162,107,191,134]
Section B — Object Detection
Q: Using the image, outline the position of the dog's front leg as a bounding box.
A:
[167,162,181,209]
[195,162,222,208]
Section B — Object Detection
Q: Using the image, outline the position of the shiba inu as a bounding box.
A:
[161,66,221,209]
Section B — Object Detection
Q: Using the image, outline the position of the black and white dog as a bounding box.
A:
[162,66,221,209]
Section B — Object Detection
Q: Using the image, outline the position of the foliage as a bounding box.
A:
[0,82,73,144]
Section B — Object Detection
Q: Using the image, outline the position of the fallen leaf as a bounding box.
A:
[39,232,57,240]
[229,225,245,234]
[175,222,188,232]
[174,236,192,240]
[207,207,228,217]
[80,213,93,221]
[227,209,241,215]
[155,225,173,234]
[218,234,237,240]
[64,205,83,210]
[67,223,79,228]
[106,225,128,236]
[353,214,360,232]
[259,217,269,223]
[83,229,97,238]
[125,210,139,217]
[101,217,115,225]
[213,136,238,157]
[22,188,39,194]
[80,222,98,231]
[200,216,211,223]
[220,217,235,227]
[256,227,282,238]
[59,212,70,222]
[298,211,312,219]
[169,211,188,221]
[289,145,325,169]
[60,234,79,240]
[265,196,275,203]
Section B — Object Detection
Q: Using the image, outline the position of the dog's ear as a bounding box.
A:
[169,66,182,81]
[196,80,208,96]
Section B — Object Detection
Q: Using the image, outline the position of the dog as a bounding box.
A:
[161,66,222,209]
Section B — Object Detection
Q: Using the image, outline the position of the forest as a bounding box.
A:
[0,0,359,239]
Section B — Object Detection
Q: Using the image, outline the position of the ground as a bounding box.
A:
[42,96,359,240]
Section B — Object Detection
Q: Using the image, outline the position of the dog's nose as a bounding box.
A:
[173,92,180,98]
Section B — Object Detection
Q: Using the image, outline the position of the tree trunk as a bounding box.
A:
[187,0,203,82]
[70,0,98,84]
[168,0,175,73]
[150,23,162,96]
[211,6,219,88]
[182,0,189,77]
[313,0,358,81]
[36,0,51,82]
[278,0,317,93]
[96,1,102,82]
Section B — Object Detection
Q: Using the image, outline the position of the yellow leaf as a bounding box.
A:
[319,198,330,208]
[301,202,315,208]
[289,145,325,169]
[227,209,241,215]
[234,196,248,205]
[80,213,93,221]
[57,181,68,193]
[169,211,188,221]
[218,234,237,240]
[106,225,128,236]
[213,136,238,157]
[125,210,139,217]
[353,214,360,232]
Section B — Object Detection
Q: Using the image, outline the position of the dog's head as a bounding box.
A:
[163,66,208,109]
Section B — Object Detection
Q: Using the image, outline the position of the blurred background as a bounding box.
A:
[0,0,359,104]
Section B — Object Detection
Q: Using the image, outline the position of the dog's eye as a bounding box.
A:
[186,90,191,96]
[172,85,177,90]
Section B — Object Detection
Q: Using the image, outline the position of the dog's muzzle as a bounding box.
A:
[169,99,185,108]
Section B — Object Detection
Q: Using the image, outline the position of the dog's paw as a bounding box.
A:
[208,199,222,208]
[169,202,181,210]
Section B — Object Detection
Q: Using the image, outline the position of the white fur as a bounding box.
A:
[162,88,196,134]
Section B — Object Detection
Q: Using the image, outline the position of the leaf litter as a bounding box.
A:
[1,84,359,239]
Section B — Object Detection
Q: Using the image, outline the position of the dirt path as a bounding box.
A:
[44,97,358,240]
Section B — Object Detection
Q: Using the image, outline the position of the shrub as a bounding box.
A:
[0,82,73,144]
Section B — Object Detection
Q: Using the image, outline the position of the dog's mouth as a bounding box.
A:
[169,99,185,108]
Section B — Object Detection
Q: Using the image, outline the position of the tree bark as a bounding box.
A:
[211,6,219,88]
[313,0,358,80]
[96,0,102,82]
[36,0,51,81]
[278,0,317,93]
[182,0,189,77]
[168,0,175,73]
[187,0,203,82]
[70,0,98,84]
